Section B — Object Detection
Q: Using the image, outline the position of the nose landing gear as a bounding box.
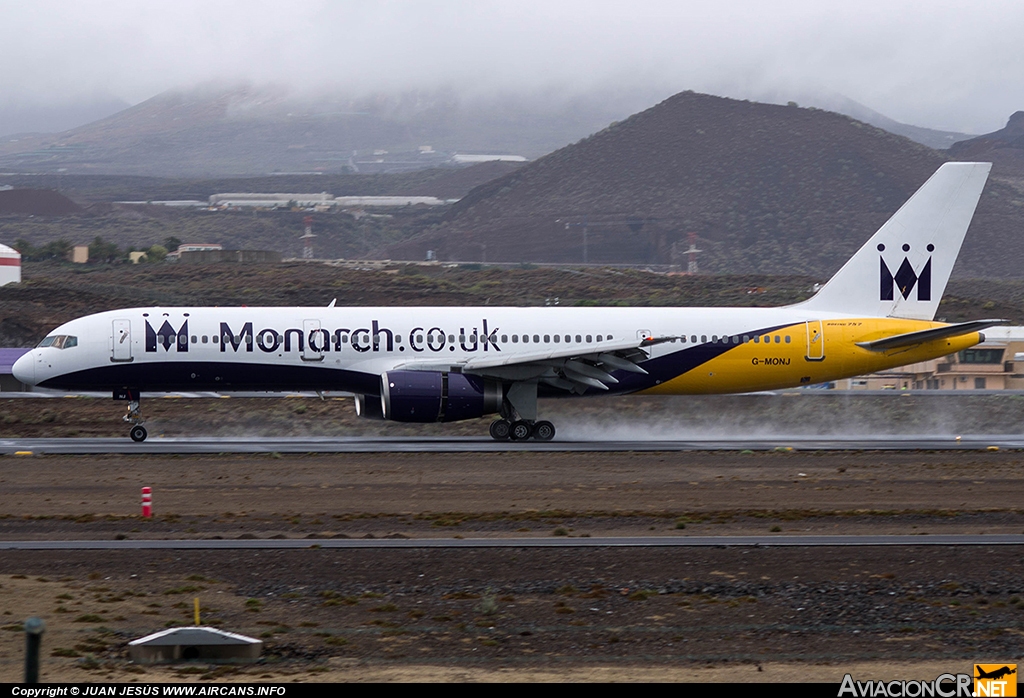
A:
[119,393,147,442]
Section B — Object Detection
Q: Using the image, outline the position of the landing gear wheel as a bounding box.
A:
[489,419,512,441]
[509,420,533,441]
[129,425,148,443]
[533,421,555,441]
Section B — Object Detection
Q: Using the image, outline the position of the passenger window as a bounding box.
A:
[502,335,508,343]
[564,335,571,343]
[586,335,592,343]
[448,335,455,343]
[785,336,791,343]
[742,335,749,343]
[202,336,208,344]
[512,335,519,343]
[191,335,197,344]
[774,336,781,343]
[701,335,707,343]
[607,335,613,340]
[691,335,697,343]
[459,335,466,342]
[575,335,582,343]
[213,336,219,344]
[522,335,529,343]
[533,335,540,343]
[544,335,550,343]
[416,334,423,343]
[753,336,759,343]
[553,335,560,343]
[712,335,718,342]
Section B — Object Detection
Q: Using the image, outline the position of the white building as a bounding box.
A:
[451,154,527,163]
[208,193,333,208]
[0,243,21,286]
[167,243,223,261]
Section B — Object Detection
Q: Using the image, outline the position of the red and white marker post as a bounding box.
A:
[141,487,152,518]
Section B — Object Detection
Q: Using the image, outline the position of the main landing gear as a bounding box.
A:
[488,382,554,441]
[489,418,556,441]
[123,396,148,442]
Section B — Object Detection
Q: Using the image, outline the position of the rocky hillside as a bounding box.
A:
[384,92,1024,278]
[0,189,81,215]
[948,111,1024,177]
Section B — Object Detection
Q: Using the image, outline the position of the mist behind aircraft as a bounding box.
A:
[0,0,1021,143]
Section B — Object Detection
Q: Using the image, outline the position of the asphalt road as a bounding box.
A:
[3,534,1024,549]
[2,434,1022,454]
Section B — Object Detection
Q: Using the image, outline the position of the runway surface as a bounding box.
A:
[3,434,1024,454]
[3,534,1023,549]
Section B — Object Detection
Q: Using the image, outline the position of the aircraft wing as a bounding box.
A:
[391,336,656,393]
[855,319,1008,352]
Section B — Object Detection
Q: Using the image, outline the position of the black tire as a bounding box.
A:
[130,425,148,443]
[489,419,512,441]
[533,421,555,441]
[510,420,533,441]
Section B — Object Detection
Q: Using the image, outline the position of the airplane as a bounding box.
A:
[975,666,1016,681]
[12,162,1002,443]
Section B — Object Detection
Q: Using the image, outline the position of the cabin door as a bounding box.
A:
[112,319,133,362]
[805,320,825,362]
[302,319,324,361]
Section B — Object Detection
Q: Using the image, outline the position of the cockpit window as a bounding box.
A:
[37,335,77,349]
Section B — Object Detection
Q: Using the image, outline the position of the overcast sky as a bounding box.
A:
[1,0,1021,134]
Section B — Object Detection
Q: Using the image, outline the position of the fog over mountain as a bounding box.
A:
[1,0,1021,140]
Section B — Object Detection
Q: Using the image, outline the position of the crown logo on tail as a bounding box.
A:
[880,243,933,302]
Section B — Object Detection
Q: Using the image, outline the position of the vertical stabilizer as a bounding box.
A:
[797,162,991,320]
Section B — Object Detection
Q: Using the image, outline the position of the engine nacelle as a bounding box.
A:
[381,371,502,423]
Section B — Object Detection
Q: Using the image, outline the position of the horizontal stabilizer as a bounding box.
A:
[855,319,1007,352]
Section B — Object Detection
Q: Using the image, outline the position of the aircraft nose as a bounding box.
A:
[11,350,36,386]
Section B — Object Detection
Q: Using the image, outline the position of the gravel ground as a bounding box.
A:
[1,547,1022,682]
[1,395,1024,681]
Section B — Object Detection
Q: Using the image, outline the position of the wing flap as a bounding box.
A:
[391,337,652,393]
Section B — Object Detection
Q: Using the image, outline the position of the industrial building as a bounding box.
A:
[837,326,1024,390]
[207,193,449,209]
[0,243,21,286]
[0,348,30,391]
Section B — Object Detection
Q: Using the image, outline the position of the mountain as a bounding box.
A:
[0,96,131,139]
[0,85,667,177]
[749,89,975,150]
[383,92,1024,279]
[947,112,1024,177]
[0,83,980,179]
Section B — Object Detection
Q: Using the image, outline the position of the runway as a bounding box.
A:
[3,534,1024,549]
[2,433,1024,454]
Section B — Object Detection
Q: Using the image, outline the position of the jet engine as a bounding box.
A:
[353,393,385,420]
[380,371,502,423]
